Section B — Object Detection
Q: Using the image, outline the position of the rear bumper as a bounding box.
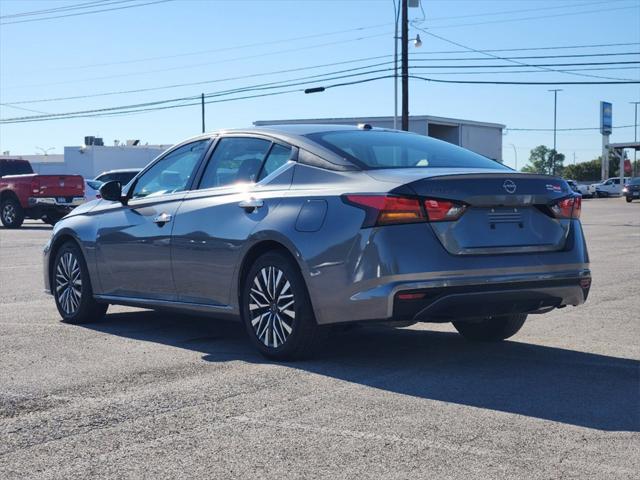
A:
[28,196,84,208]
[392,276,590,323]
[343,268,591,324]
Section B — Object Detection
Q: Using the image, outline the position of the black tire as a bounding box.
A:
[53,241,108,324]
[1,197,25,228]
[43,212,65,226]
[241,251,323,360]
[626,196,633,203]
[453,314,527,342]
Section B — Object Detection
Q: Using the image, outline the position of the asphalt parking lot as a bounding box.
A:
[0,197,638,479]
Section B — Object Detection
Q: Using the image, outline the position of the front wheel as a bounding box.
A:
[453,314,527,342]
[53,241,108,324]
[241,251,323,360]
[626,196,633,203]
[1,197,25,228]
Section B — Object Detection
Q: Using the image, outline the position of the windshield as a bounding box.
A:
[306,130,508,170]
[629,177,640,185]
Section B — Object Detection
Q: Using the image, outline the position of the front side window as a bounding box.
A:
[131,140,208,199]
[306,130,508,170]
[199,137,271,189]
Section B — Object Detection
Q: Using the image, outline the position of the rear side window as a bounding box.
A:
[258,144,292,181]
[0,160,34,176]
[199,137,271,189]
[306,130,508,170]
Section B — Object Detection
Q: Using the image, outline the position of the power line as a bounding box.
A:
[2,57,394,105]
[423,0,619,23]
[426,4,640,30]
[412,27,638,82]
[5,59,638,123]
[412,61,640,68]
[411,42,640,55]
[6,53,639,106]
[0,0,174,25]
[0,0,123,19]
[1,32,392,90]
[4,72,640,125]
[409,75,640,85]
[411,52,640,61]
[11,22,392,75]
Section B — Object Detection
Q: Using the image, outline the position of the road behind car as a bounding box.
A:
[0,198,638,479]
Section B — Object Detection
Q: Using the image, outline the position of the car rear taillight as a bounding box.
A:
[344,195,425,227]
[344,195,466,227]
[423,199,467,222]
[30,177,40,194]
[550,196,581,219]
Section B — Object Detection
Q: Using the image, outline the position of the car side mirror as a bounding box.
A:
[99,181,124,203]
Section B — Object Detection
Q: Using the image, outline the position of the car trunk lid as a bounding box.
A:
[382,171,575,255]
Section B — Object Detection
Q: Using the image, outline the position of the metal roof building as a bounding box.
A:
[254,115,505,162]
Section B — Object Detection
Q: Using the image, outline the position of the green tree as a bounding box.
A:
[562,151,628,181]
[521,145,564,175]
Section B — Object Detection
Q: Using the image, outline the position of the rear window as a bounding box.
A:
[306,130,508,170]
[0,160,34,176]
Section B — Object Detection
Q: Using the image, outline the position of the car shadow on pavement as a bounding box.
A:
[83,310,640,433]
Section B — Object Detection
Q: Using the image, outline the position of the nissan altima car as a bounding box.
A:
[44,125,591,360]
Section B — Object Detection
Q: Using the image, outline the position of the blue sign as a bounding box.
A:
[600,101,612,135]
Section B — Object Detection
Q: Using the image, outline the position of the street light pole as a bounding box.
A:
[509,143,518,171]
[401,0,409,131]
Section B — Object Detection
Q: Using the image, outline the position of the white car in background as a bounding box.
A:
[84,179,103,202]
[594,177,631,197]
[575,183,596,198]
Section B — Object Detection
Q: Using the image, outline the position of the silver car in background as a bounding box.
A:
[44,125,591,360]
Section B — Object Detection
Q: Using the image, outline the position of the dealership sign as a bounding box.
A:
[600,101,612,135]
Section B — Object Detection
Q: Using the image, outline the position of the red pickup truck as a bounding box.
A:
[0,158,84,228]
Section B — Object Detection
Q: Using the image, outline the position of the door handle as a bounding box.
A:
[238,198,264,211]
[153,212,172,225]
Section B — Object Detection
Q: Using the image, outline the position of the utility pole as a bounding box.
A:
[393,2,399,130]
[632,101,639,176]
[401,0,409,131]
[548,89,562,174]
[201,93,205,133]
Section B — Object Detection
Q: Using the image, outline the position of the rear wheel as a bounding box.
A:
[53,241,108,324]
[241,251,322,360]
[453,314,527,342]
[626,196,633,203]
[1,197,24,228]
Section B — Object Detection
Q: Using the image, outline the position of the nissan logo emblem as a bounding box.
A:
[503,179,517,194]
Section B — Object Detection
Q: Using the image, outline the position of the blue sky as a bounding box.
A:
[1,0,639,169]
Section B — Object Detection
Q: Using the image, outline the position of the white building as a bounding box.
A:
[63,143,171,179]
[255,115,505,162]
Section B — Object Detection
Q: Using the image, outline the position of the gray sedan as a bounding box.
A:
[44,125,591,360]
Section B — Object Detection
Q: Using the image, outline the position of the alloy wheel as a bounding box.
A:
[248,266,295,348]
[2,203,16,224]
[55,251,83,315]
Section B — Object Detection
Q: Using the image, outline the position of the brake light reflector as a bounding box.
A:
[424,199,467,222]
[551,196,581,219]
[344,195,425,227]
